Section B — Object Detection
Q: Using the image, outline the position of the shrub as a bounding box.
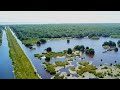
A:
[54,74,64,79]
[45,56,50,62]
[114,47,118,52]
[85,48,95,55]
[67,39,70,43]
[67,48,72,54]
[46,47,52,52]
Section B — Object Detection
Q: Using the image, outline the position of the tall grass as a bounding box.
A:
[6,28,39,79]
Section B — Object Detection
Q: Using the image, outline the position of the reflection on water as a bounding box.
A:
[0,31,14,79]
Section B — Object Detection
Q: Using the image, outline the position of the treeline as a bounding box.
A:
[0,26,4,45]
[10,23,120,44]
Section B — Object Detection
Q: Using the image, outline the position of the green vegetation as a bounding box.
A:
[102,41,116,47]
[0,30,2,46]
[103,45,110,49]
[74,45,85,51]
[36,39,46,46]
[90,36,100,40]
[74,45,94,55]
[77,62,97,76]
[115,64,120,69]
[67,39,70,43]
[110,35,120,38]
[45,56,51,62]
[94,72,104,78]
[6,27,39,79]
[114,47,118,52]
[0,26,4,46]
[43,62,56,74]
[10,23,120,46]
[46,47,52,52]
[54,74,64,79]
[67,48,72,54]
[70,67,76,71]
[55,61,69,67]
[102,41,119,52]
[102,66,108,69]
[85,48,95,55]
[79,62,89,66]
[117,40,120,47]
[34,51,65,60]
[34,54,42,59]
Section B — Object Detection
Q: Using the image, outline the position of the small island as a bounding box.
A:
[34,45,95,61]
[102,40,118,52]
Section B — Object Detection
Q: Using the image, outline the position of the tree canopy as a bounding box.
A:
[10,24,120,45]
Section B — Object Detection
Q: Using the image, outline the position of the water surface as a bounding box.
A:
[0,30,14,79]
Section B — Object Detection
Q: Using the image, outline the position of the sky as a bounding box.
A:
[0,11,120,24]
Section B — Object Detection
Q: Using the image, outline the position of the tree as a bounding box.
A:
[85,48,95,55]
[86,47,89,49]
[46,47,52,52]
[67,48,72,54]
[74,45,80,50]
[45,56,50,62]
[40,39,46,44]
[114,47,118,52]
[36,41,41,46]
[102,41,116,47]
[74,45,85,51]
[79,45,85,51]
[25,43,32,47]
[117,40,120,47]
[67,39,70,43]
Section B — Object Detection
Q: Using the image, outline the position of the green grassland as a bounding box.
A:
[6,27,39,79]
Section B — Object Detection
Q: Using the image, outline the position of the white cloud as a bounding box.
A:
[0,11,120,24]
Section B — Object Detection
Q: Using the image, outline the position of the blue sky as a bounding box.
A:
[0,11,120,24]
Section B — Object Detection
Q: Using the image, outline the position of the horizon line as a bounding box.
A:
[1,22,120,25]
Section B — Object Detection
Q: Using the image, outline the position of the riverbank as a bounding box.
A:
[6,27,39,79]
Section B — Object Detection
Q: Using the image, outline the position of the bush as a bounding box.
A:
[40,39,46,44]
[46,47,52,52]
[67,48,72,54]
[67,39,70,43]
[85,48,95,55]
[71,67,75,71]
[55,61,69,67]
[45,56,50,62]
[74,45,85,51]
[34,54,42,59]
[95,72,104,78]
[45,63,56,74]
[67,73,70,76]
[86,47,89,49]
[36,41,41,46]
[102,41,116,47]
[25,43,32,47]
[114,47,118,52]
[54,74,64,79]
[117,40,120,45]
[102,66,108,69]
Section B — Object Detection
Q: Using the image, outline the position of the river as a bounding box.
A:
[0,30,14,79]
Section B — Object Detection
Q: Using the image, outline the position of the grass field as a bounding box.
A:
[6,27,39,79]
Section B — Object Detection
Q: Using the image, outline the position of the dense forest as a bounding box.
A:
[10,23,120,45]
[0,26,4,45]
